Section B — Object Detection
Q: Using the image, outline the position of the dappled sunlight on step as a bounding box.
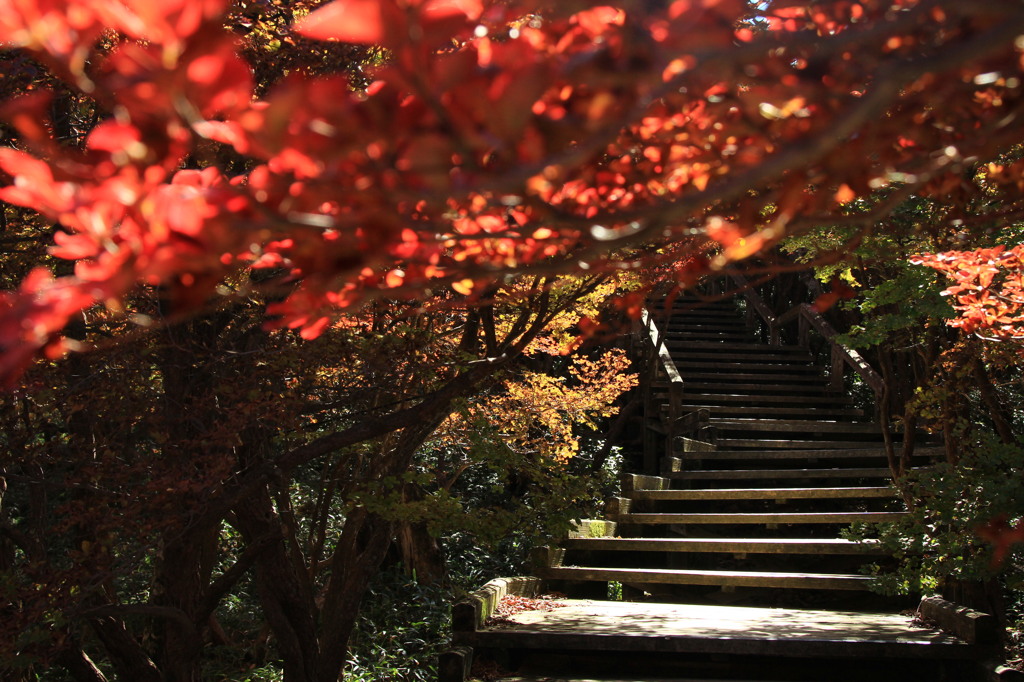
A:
[484,600,965,646]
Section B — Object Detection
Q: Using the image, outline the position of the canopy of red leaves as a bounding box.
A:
[3,0,1024,386]
[914,245,1024,341]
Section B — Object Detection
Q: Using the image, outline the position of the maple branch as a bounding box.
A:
[785,184,921,234]
[422,0,963,205]
[197,532,280,622]
[188,360,506,533]
[81,604,199,642]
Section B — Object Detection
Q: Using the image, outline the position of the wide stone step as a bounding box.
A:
[709,420,884,434]
[664,322,751,332]
[684,447,941,461]
[668,350,817,363]
[679,382,841,395]
[678,404,866,418]
[629,486,897,501]
[669,467,894,481]
[665,340,813,353]
[560,537,887,554]
[664,318,746,328]
[666,318,747,326]
[687,450,885,462]
[713,438,890,449]
[491,671,786,675]
[670,331,755,341]
[678,392,855,406]
[464,600,979,659]
[675,360,827,376]
[679,371,828,384]
[542,566,874,590]
[662,304,739,314]
[614,511,906,525]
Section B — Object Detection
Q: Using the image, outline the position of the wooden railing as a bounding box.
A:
[641,308,683,425]
[729,272,884,396]
[636,308,712,472]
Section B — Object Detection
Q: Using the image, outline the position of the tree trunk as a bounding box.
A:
[392,483,447,585]
[316,412,456,682]
[88,617,163,682]
[315,507,394,682]
[394,519,447,586]
[152,528,216,682]
[150,313,226,682]
[971,357,1016,444]
[232,484,321,682]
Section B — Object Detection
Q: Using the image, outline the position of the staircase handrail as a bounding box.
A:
[792,302,885,395]
[727,272,884,396]
[640,308,684,427]
[640,308,717,438]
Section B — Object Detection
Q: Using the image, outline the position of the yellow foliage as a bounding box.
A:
[460,348,636,462]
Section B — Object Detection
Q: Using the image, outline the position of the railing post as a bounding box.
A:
[830,345,845,392]
[798,309,810,348]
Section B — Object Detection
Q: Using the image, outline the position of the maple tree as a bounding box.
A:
[911,242,1024,578]
[4,0,1024,679]
[1,275,631,681]
[914,244,1024,342]
[779,183,1024,620]
[2,0,1024,385]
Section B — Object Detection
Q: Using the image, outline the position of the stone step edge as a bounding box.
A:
[540,565,873,590]
[612,511,906,524]
[629,486,897,501]
[664,466,898,479]
[560,537,887,555]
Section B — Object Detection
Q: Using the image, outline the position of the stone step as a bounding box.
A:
[669,467,894,481]
[664,318,746,328]
[491,671,794,675]
[614,511,906,525]
[675,364,826,377]
[678,382,841,395]
[542,566,874,590]
[666,328,754,339]
[661,303,739,313]
[667,350,817,363]
[677,404,866,418]
[629,486,897,501]
[713,438,887,449]
[709,420,885,434]
[464,599,980,659]
[665,319,748,326]
[677,392,855,406]
[670,331,755,341]
[667,317,744,325]
[560,537,887,554]
[686,450,884,462]
[678,371,828,384]
[663,340,811,353]
[683,447,941,461]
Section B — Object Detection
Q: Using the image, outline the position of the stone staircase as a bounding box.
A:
[539,293,936,603]
[440,289,1003,682]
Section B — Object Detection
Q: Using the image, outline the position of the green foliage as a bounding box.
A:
[835,264,953,349]
[344,566,453,682]
[607,581,623,601]
[781,196,956,350]
[847,438,1024,596]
